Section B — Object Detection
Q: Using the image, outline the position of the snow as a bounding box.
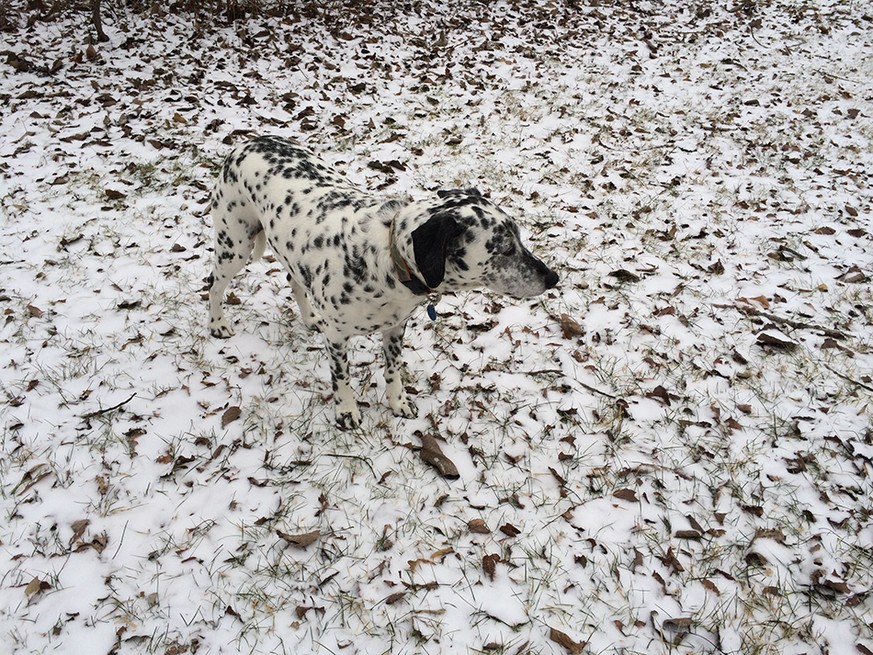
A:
[1,1,872,654]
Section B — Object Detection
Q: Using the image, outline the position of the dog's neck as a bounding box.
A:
[388,212,432,296]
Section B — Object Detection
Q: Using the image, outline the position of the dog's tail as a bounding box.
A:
[251,230,267,262]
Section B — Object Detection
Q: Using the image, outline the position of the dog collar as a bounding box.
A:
[389,221,431,297]
[389,219,439,319]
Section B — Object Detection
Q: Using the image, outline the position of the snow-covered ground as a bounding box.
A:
[1,1,872,653]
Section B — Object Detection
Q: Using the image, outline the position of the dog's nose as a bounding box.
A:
[545,269,559,289]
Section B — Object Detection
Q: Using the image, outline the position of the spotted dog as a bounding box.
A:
[208,135,558,428]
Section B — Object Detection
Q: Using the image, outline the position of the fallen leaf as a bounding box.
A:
[419,434,459,479]
[645,385,671,406]
[608,269,641,283]
[559,313,584,339]
[613,488,637,503]
[221,406,242,428]
[755,528,786,543]
[835,266,866,283]
[549,627,585,655]
[738,295,770,309]
[482,553,500,580]
[24,578,43,598]
[499,523,520,538]
[277,529,320,548]
[70,519,89,543]
[756,330,797,349]
[701,579,720,595]
[467,518,491,534]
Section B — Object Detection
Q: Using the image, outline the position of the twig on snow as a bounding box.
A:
[822,364,873,394]
[718,303,849,340]
[324,452,377,479]
[81,393,137,419]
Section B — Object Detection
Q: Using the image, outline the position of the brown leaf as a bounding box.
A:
[660,546,685,572]
[26,304,44,318]
[738,295,770,309]
[674,529,701,540]
[499,523,520,538]
[384,592,406,605]
[608,269,640,283]
[295,605,325,619]
[89,532,108,553]
[725,417,742,431]
[70,519,89,543]
[277,529,320,548]
[836,265,867,283]
[701,579,720,595]
[482,553,500,580]
[419,434,459,479]
[755,528,785,544]
[559,313,584,339]
[24,578,43,598]
[756,330,797,349]
[645,385,671,406]
[467,519,491,534]
[613,488,637,503]
[221,406,241,428]
[549,627,585,655]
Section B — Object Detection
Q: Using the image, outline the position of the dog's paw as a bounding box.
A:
[390,392,418,419]
[210,321,233,339]
[335,410,361,430]
[335,401,362,430]
[298,310,323,332]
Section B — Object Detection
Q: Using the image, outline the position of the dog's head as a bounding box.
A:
[408,188,558,298]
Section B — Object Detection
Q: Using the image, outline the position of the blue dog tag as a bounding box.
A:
[427,304,437,320]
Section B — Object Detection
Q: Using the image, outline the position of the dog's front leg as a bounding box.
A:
[326,338,361,428]
[382,323,417,419]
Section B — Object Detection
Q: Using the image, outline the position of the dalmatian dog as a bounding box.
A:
[208,135,558,428]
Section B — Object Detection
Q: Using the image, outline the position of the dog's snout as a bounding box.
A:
[533,256,558,290]
[545,268,559,289]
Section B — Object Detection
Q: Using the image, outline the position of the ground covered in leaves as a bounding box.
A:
[1,1,872,653]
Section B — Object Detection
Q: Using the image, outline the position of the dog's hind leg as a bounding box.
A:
[289,277,321,331]
[208,196,263,338]
[382,323,416,418]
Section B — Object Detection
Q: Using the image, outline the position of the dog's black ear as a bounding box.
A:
[411,214,464,289]
[466,187,482,197]
[436,189,452,199]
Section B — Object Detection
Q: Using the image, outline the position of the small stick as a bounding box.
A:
[82,393,136,419]
[719,303,849,340]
